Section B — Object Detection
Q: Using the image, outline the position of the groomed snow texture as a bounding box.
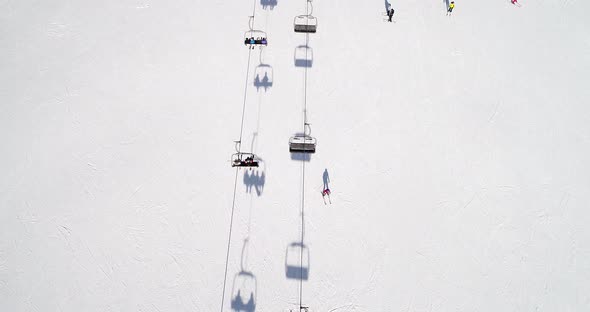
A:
[1,0,590,311]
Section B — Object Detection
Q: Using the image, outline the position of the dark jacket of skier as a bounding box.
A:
[387,8,395,22]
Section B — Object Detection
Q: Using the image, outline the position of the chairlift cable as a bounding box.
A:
[237,48,254,152]
[220,1,260,311]
[219,168,241,312]
[299,1,312,309]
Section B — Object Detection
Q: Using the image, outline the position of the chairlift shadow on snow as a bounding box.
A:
[290,152,311,162]
[244,169,265,196]
[253,64,273,92]
[231,271,257,312]
[294,45,313,68]
[285,242,310,280]
[261,0,277,10]
[231,240,258,312]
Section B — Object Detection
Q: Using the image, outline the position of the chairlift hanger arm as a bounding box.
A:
[248,15,254,31]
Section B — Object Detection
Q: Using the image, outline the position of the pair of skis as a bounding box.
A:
[322,189,332,205]
[322,193,331,205]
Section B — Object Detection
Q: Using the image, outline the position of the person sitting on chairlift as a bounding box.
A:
[261,37,267,45]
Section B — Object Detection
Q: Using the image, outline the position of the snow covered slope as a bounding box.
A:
[1,0,589,311]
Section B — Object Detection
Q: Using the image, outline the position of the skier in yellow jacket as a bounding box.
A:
[447,1,455,15]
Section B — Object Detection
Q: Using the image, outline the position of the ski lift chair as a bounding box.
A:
[289,135,316,153]
[232,153,260,167]
[244,30,268,47]
[285,242,310,280]
[294,15,317,33]
[294,45,313,67]
[231,271,257,312]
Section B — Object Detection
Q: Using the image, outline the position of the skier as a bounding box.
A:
[322,188,331,205]
[447,1,455,15]
[511,0,520,6]
[387,8,395,22]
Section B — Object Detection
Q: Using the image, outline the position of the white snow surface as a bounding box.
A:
[1,0,590,311]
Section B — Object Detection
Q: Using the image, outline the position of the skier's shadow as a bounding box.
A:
[443,0,450,10]
[244,169,265,196]
[322,169,330,190]
[384,0,391,11]
[261,0,277,10]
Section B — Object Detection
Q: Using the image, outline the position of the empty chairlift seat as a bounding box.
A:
[294,15,317,33]
[289,135,316,153]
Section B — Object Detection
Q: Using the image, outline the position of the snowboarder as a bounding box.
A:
[447,1,455,15]
[387,8,395,22]
[322,188,331,205]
